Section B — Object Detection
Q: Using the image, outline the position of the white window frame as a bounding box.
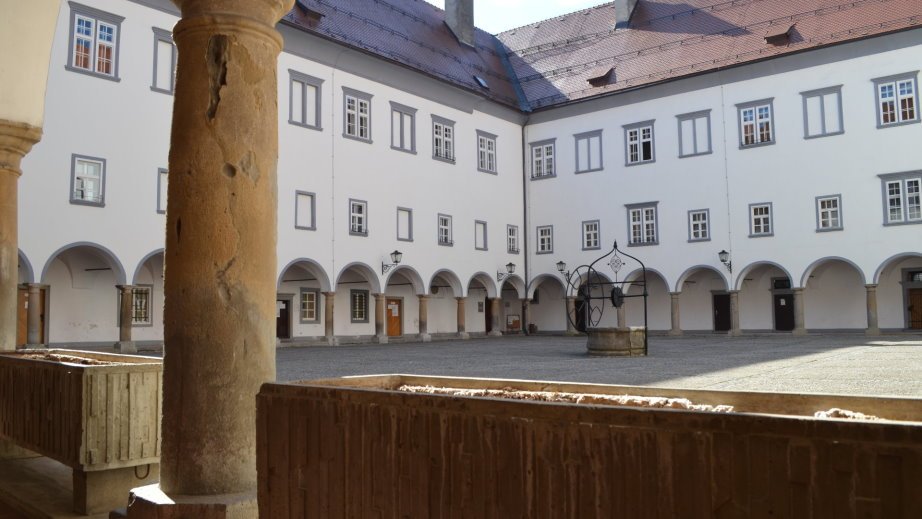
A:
[396,207,413,242]
[676,110,712,157]
[687,209,710,242]
[390,102,417,153]
[156,168,168,214]
[477,130,497,174]
[295,191,316,231]
[574,130,604,173]
[474,220,488,251]
[879,171,922,225]
[582,220,600,250]
[873,72,920,128]
[801,86,844,139]
[67,3,124,81]
[151,28,176,95]
[289,70,324,130]
[749,203,774,237]
[432,115,455,163]
[507,225,519,254]
[70,154,106,207]
[530,139,556,179]
[815,195,843,232]
[438,214,453,246]
[299,288,319,323]
[624,121,655,166]
[342,87,372,142]
[626,202,658,246]
[350,290,369,323]
[737,99,775,148]
[349,199,368,236]
[536,226,553,254]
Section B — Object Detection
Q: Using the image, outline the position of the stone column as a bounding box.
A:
[140,0,294,512]
[25,283,44,347]
[322,291,337,345]
[115,285,137,353]
[669,292,682,336]
[728,290,741,336]
[792,287,807,336]
[616,304,627,330]
[488,297,503,336]
[373,293,387,344]
[0,121,42,352]
[455,297,469,339]
[417,295,431,342]
[565,296,577,335]
[865,284,880,336]
[521,298,530,334]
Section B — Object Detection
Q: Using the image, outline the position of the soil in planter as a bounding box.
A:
[8,352,120,366]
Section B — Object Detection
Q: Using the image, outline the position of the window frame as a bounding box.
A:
[289,70,324,131]
[625,202,659,246]
[476,130,498,174]
[396,207,413,242]
[676,110,712,158]
[749,202,774,238]
[474,220,488,251]
[432,115,456,163]
[70,154,107,207]
[536,225,554,255]
[295,191,317,231]
[623,121,656,166]
[342,87,372,143]
[815,195,843,232]
[348,198,368,236]
[800,85,844,139]
[574,129,604,174]
[299,288,320,324]
[156,168,168,214]
[437,214,453,246]
[736,98,775,149]
[66,2,124,82]
[130,285,153,327]
[151,27,176,95]
[350,289,369,323]
[390,101,417,154]
[507,225,519,254]
[878,171,922,226]
[582,220,601,250]
[530,139,556,180]
[872,72,920,129]
[687,209,711,242]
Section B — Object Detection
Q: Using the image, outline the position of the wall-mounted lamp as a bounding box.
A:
[556,260,569,279]
[496,262,516,282]
[718,249,732,273]
[381,250,403,274]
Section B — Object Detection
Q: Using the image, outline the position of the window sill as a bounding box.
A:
[70,198,105,208]
[349,231,369,237]
[295,225,317,231]
[299,320,321,325]
[575,167,605,174]
[150,86,174,96]
[739,140,775,150]
[748,233,774,238]
[66,65,121,82]
[582,246,601,251]
[883,219,922,227]
[433,155,456,165]
[679,151,713,159]
[478,168,498,175]
[877,118,921,130]
[438,242,454,247]
[627,241,658,247]
[289,120,323,132]
[530,174,557,181]
[342,133,372,144]
[507,249,520,255]
[131,322,154,328]
[687,237,711,243]
[397,237,414,242]
[815,227,843,233]
[391,146,417,155]
[804,130,844,140]
[536,250,554,255]
[625,159,655,167]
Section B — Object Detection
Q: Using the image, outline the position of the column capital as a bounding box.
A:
[321,291,336,297]
[25,283,47,290]
[172,0,295,28]
[792,287,805,294]
[417,294,429,301]
[455,296,466,302]
[0,120,42,178]
[116,284,138,292]
[669,291,681,297]
[864,284,879,290]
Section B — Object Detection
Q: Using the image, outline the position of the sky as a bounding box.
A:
[422,0,609,34]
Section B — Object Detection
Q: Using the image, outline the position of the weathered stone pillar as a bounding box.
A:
[373,293,387,344]
[565,296,577,334]
[455,297,469,339]
[488,297,502,336]
[616,304,627,330]
[417,295,431,342]
[322,291,337,345]
[728,290,741,336]
[131,0,294,513]
[0,121,41,352]
[521,298,530,334]
[792,287,807,336]
[116,285,137,353]
[865,284,880,336]
[669,292,682,336]
[25,283,44,347]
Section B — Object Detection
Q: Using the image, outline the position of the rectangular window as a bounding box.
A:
[151,28,176,94]
[749,203,773,237]
[802,86,843,138]
[390,102,416,153]
[432,116,455,162]
[737,99,774,147]
[879,172,922,225]
[677,110,712,157]
[582,220,600,250]
[343,87,372,142]
[68,5,124,80]
[289,71,323,130]
[295,191,316,230]
[575,130,603,173]
[157,168,168,214]
[627,203,658,246]
[475,221,487,251]
[131,287,152,325]
[530,140,556,179]
[71,154,106,207]
[350,290,368,323]
[688,209,710,242]
[477,130,497,173]
[349,199,368,236]
[397,207,413,241]
[536,226,553,254]
[815,195,842,231]
[507,225,519,254]
[624,122,655,165]
[299,288,319,323]
[874,73,919,127]
[438,214,453,246]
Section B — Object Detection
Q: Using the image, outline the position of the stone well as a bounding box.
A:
[586,326,646,356]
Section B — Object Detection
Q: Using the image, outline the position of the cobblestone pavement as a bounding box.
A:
[276,333,922,397]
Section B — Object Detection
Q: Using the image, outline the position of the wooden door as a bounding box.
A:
[484,298,491,332]
[276,300,290,339]
[773,294,794,331]
[16,288,27,346]
[713,293,731,332]
[909,289,922,329]
[386,298,402,337]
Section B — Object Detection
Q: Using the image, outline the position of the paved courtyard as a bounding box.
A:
[276,333,922,397]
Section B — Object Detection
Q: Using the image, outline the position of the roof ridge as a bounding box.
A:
[495,1,615,37]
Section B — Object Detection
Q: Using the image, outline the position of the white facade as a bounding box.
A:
[15,0,922,346]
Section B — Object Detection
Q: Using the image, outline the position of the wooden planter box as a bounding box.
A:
[258,374,922,519]
[0,349,162,514]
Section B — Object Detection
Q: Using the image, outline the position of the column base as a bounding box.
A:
[865,328,881,337]
[728,329,742,337]
[115,341,137,353]
[373,335,389,345]
[668,329,683,337]
[324,335,339,346]
[487,331,502,337]
[792,329,808,336]
[123,484,256,519]
[456,332,470,339]
[418,333,432,343]
[23,343,46,349]
[565,331,582,337]
[75,464,159,515]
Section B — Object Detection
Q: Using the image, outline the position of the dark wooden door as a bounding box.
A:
[909,289,922,329]
[276,300,290,339]
[774,294,795,331]
[484,298,492,332]
[386,298,402,337]
[713,293,731,332]
[16,288,26,347]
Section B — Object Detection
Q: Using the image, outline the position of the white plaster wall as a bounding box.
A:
[428,289,459,334]
[464,290,488,334]
[624,275,670,330]
[803,261,866,330]
[45,259,118,343]
[0,0,61,127]
[529,279,567,332]
[737,267,782,331]
[678,271,727,331]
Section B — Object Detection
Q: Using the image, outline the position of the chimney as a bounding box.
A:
[615,0,638,29]
[445,0,475,48]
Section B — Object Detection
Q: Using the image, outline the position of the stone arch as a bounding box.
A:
[621,267,669,294]
[499,274,526,299]
[622,268,671,330]
[132,249,165,285]
[40,241,127,285]
[17,249,34,284]
[873,252,922,284]
[466,271,497,298]
[384,265,426,295]
[334,262,381,293]
[733,261,795,291]
[277,257,332,292]
[800,256,867,288]
[527,273,564,299]
[674,265,729,293]
[429,269,463,297]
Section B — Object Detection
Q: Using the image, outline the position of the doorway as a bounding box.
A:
[484,297,491,332]
[712,293,730,332]
[909,289,922,330]
[276,299,291,339]
[386,298,402,337]
[771,278,794,332]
